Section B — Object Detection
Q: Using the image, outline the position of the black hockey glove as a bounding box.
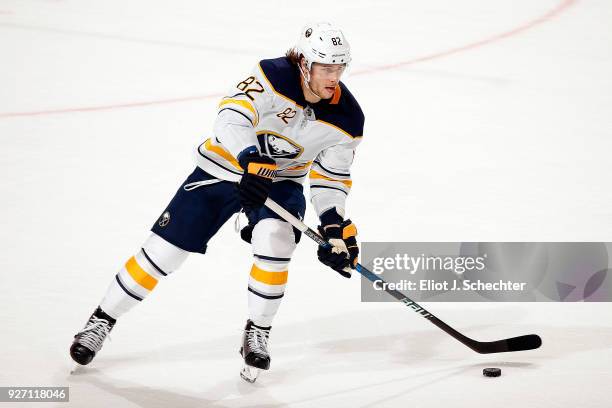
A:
[237,149,277,212]
[317,209,359,278]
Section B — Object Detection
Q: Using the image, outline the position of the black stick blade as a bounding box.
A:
[473,334,542,354]
[505,334,542,352]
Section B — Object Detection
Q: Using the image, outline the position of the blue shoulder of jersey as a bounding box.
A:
[258,57,303,103]
[320,82,364,139]
[259,57,365,139]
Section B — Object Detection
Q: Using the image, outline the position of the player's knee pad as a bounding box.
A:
[139,233,189,276]
[241,219,302,245]
[251,218,297,261]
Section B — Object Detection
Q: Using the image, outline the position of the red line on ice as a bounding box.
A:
[0,94,224,118]
[0,0,577,119]
[352,0,576,76]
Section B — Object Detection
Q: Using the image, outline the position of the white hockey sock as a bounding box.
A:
[100,233,188,319]
[248,258,288,327]
[247,219,297,327]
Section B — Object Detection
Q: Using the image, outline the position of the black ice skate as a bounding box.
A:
[239,319,271,383]
[70,306,116,367]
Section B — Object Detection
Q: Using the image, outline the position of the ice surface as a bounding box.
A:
[1,0,611,407]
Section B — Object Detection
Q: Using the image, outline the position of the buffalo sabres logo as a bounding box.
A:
[257,131,303,159]
[158,211,170,227]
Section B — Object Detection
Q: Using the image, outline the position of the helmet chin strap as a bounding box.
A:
[298,62,324,101]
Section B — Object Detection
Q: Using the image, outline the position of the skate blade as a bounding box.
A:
[240,365,260,383]
[70,364,84,375]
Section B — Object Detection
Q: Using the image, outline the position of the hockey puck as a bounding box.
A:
[483,368,501,377]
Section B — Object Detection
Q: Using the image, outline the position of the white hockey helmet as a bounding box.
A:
[296,22,351,71]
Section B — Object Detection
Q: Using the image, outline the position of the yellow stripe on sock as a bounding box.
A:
[309,169,352,188]
[250,264,288,285]
[125,256,158,291]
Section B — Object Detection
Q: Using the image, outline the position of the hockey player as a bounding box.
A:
[70,22,364,382]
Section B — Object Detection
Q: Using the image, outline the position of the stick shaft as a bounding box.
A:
[263,198,542,354]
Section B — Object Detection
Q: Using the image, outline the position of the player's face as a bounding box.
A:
[309,63,345,99]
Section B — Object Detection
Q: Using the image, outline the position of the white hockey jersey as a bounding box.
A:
[195,57,364,217]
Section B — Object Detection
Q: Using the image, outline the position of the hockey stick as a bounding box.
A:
[264,198,542,354]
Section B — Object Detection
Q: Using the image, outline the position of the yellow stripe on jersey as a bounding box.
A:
[286,161,312,171]
[218,98,259,126]
[309,169,353,188]
[125,256,158,291]
[204,139,243,170]
[250,264,288,285]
